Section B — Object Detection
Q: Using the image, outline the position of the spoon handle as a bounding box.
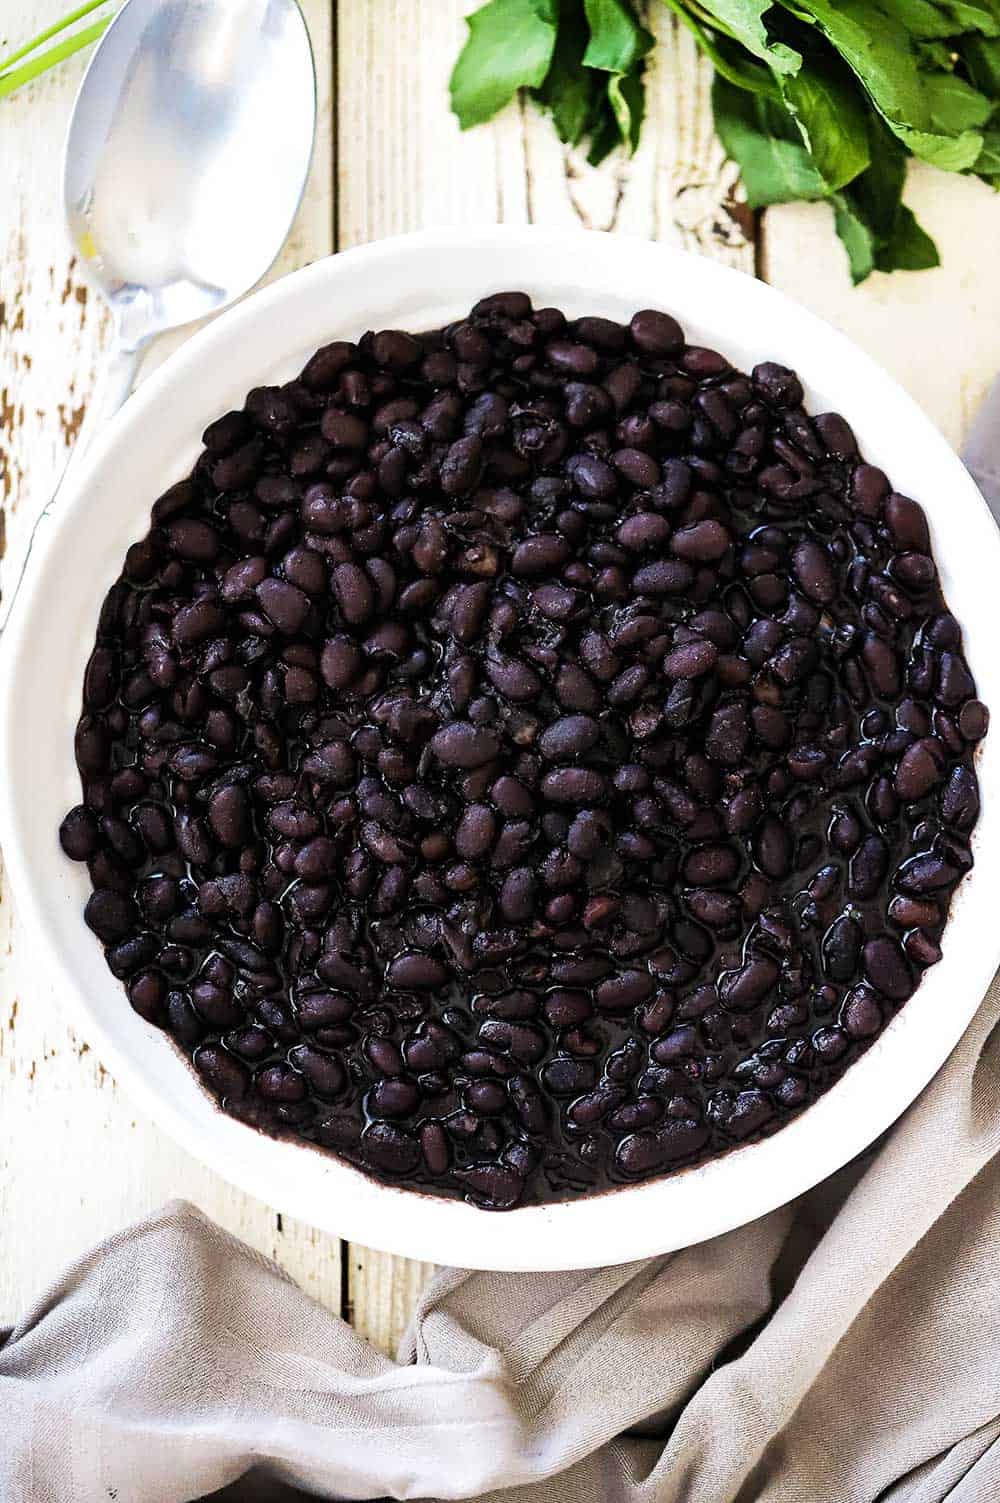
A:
[0,340,142,641]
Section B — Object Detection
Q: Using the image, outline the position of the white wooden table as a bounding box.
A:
[3,1,1000,1358]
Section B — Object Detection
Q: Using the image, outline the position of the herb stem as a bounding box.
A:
[0,17,110,100]
[0,0,110,73]
[660,0,780,100]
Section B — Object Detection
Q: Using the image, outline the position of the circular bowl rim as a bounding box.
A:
[2,224,998,1270]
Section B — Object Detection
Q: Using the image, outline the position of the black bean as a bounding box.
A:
[430,722,500,769]
[936,651,976,707]
[671,520,730,562]
[319,409,367,450]
[331,563,374,625]
[941,765,980,830]
[705,702,749,766]
[194,1043,249,1100]
[454,1162,525,1210]
[823,914,863,982]
[541,1058,596,1096]
[511,533,571,576]
[207,785,251,848]
[538,715,600,760]
[595,970,654,1011]
[884,493,930,551]
[629,309,683,356]
[541,767,607,805]
[485,651,542,703]
[753,817,791,879]
[894,738,944,801]
[863,935,915,1001]
[616,512,670,553]
[361,1121,420,1174]
[165,518,220,562]
[849,835,889,900]
[662,640,718,680]
[719,956,779,1011]
[615,1118,709,1175]
[60,804,100,860]
[255,578,310,635]
[455,803,497,859]
[440,435,484,496]
[386,952,447,990]
[792,538,835,603]
[84,889,138,943]
[959,699,988,741]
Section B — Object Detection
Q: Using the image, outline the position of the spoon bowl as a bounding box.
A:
[64,0,316,351]
[0,0,315,638]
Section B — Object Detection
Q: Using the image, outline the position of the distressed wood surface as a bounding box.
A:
[3,0,1000,1363]
[0,0,341,1320]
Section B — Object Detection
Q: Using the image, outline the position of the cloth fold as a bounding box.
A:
[3,972,1000,1503]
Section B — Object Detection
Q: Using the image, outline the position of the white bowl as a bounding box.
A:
[3,227,998,1271]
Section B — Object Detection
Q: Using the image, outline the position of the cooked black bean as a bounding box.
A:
[84,889,138,942]
[256,578,310,635]
[65,293,982,1211]
[894,738,944,801]
[430,722,501,769]
[538,715,600,761]
[331,562,374,625]
[671,520,730,563]
[193,1043,248,1101]
[629,309,683,357]
[60,804,100,860]
[863,935,916,1001]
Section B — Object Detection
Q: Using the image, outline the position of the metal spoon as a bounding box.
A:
[1,0,315,631]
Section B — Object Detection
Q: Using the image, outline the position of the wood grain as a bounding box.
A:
[334,0,755,1357]
[0,0,342,1321]
[763,166,1000,450]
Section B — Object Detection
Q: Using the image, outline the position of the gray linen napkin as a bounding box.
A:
[3,399,999,1503]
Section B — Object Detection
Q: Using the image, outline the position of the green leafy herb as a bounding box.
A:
[450,0,560,129]
[693,0,802,74]
[780,52,872,191]
[832,119,940,280]
[11,0,1000,283]
[712,75,829,204]
[962,33,1000,91]
[583,0,654,151]
[449,0,1000,280]
[533,2,603,146]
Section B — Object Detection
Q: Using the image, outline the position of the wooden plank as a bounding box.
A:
[763,167,1000,450]
[336,0,755,1357]
[0,0,341,1321]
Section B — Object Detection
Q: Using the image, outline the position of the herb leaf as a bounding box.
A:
[695,0,802,74]
[962,34,1000,92]
[874,0,1000,38]
[661,0,783,96]
[832,116,939,280]
[972,121,1000,176]
[583,0,654,152]
[712,74,829,204]
[783,0,988,168]
[450,0,560,129]
[533,1,603,145]
[781,51,871,191]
